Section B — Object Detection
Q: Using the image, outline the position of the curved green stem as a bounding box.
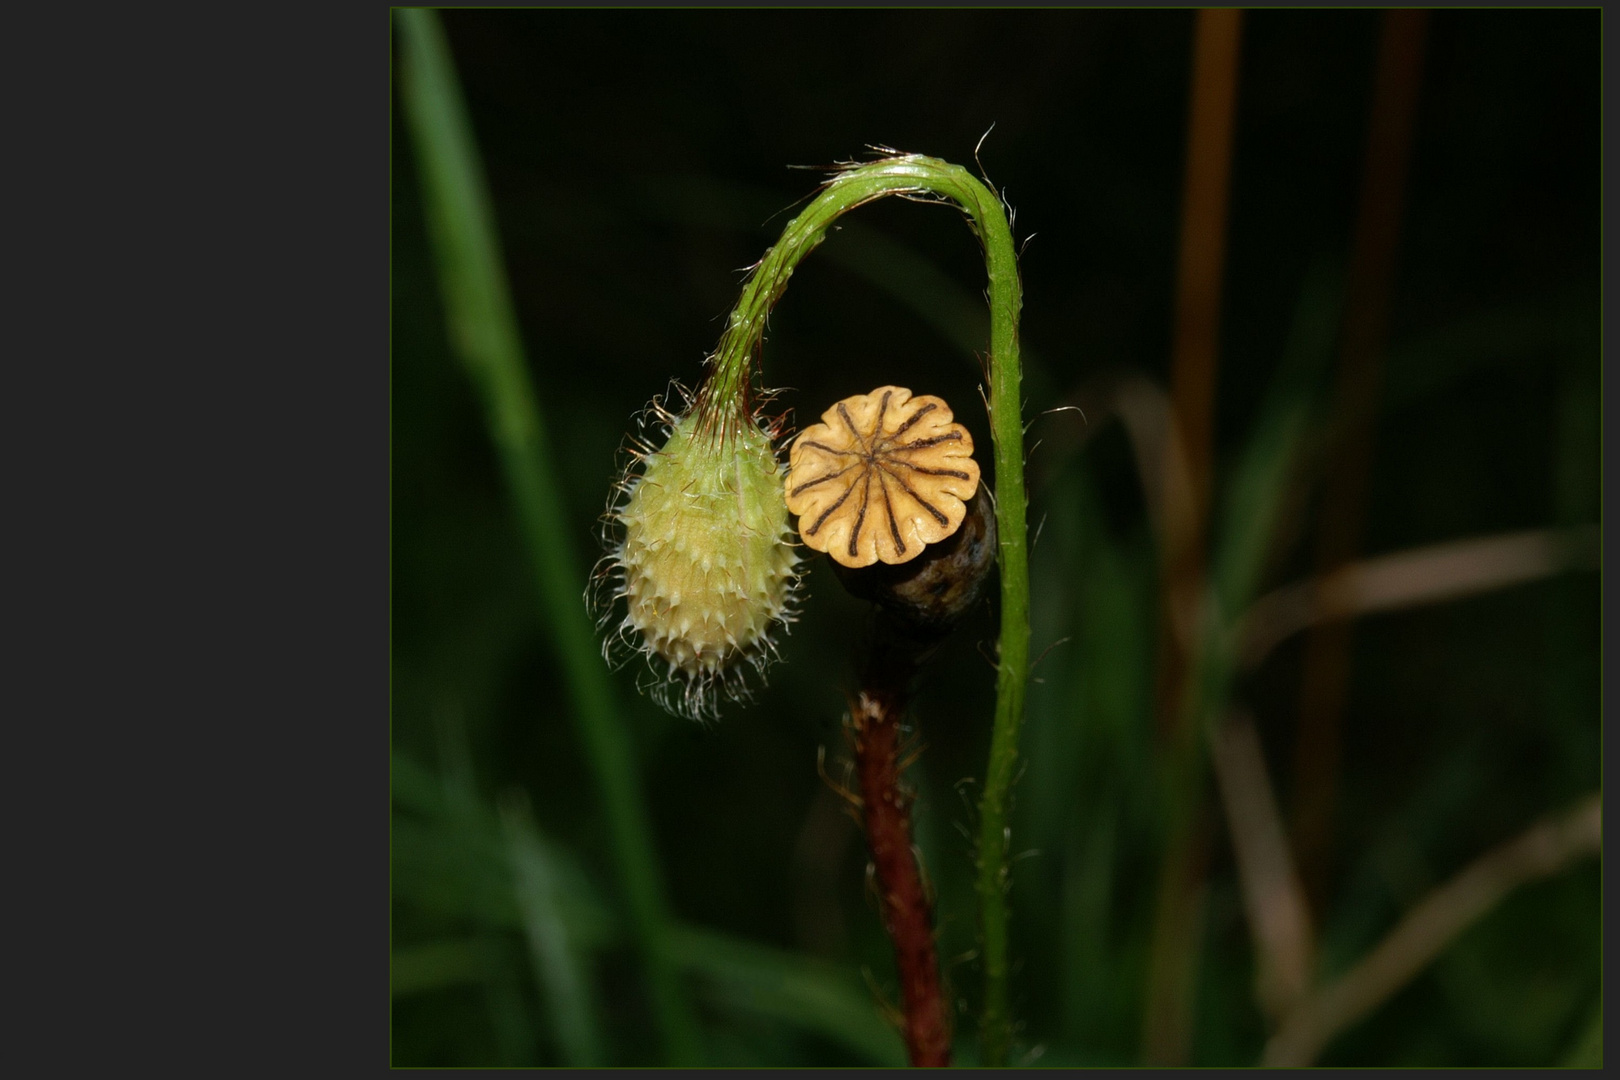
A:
[706,154,1030,1065]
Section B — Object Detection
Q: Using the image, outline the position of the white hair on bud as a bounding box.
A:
[590,388,802,723]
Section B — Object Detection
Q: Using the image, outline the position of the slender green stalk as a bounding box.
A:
[501,795,605,1067]
[395,9,700,1063]
[702,154,1029,1065]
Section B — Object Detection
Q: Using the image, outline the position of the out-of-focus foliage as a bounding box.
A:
[391,10,1598,1067]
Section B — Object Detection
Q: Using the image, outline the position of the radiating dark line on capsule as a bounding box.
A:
[837,403,869,451]
[879,463,951,525]
[877,470,906,555]
[888,431,963,452]
[848,470,872,558]
[790,463,856,496]
[883,401,937,443]
[801,439,858,458]
[806,478,857,536]
[884,457,972,481]
[876,390,892,434]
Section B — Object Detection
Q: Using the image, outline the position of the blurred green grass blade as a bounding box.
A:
[1561,1000,1601,1067]
[393,814,520,927]
[395,9,699,1062]
[668,925,908,1067]
[391,748,448,818]
[1198,262,1342,726]
[393,745,520,926]
[1141,266,1339,1063]
[392,753,620,948]
[1381,285,1596,412]
[392,939,496,997]
[501,795,606,1067]
[1021,455,1154,1047]
[1062,803,1121,1048]
[1208,396,1312,631]
[397,743,926,1065]
[1210,260,1340,621]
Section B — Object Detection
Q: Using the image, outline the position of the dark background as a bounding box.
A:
[391,9,1600,1067]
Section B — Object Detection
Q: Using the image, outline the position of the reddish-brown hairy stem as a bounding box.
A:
[848,619,951,1067]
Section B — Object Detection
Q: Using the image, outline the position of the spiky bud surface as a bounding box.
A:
[605,408,799,720]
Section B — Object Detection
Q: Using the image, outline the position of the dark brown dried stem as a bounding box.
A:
[848,616,952,1067]
[1143,7,1245,1066]
[1293,7,1430,908]
[835,487,993,1066]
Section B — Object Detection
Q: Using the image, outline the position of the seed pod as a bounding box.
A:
[600,403,800,721]
[785,385,981,569]
[787,385,993,642]
[833,485,997,640]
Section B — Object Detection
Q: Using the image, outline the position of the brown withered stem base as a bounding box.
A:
[847,613,953,1067]
[834,488,995,1067]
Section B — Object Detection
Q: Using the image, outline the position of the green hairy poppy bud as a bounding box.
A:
[598,401,800,721]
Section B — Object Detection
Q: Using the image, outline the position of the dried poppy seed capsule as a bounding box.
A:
[607,407,800,720]
[785,385,981,569]
[833,485,997,639]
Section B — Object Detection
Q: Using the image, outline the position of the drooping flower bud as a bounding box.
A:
[599,399,800,721]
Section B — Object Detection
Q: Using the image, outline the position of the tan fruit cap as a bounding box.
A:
[785,385,980,568]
